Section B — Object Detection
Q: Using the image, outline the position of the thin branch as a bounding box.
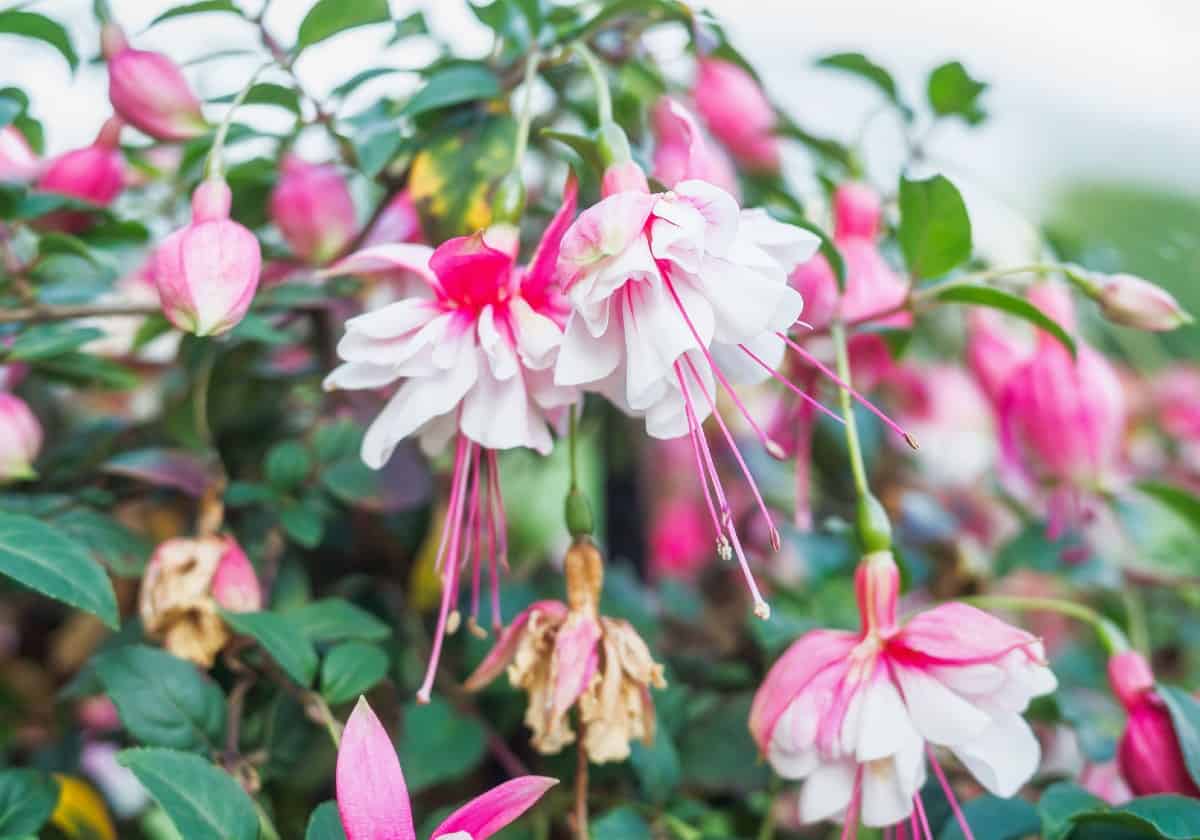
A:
[0,297,329,325]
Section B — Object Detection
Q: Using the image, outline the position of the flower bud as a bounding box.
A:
[0,125,38,182]
[154,178,261,336]
[0,393,42,482]
[693,57,780,171]
[210,538,263,612]
[1093,273,1192,332]
[102,24,207,142]
[269,154,357,264]
[35,117,125,232]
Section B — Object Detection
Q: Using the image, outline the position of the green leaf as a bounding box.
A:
[320,641,390,705]
[630,728,681,804]
[402,64,500,118]
[285,598,390,644]
[221,610,319,686]
[279,501,324,549]
[94,645,227,751]
[305,802,347,840]
[938,795,1040,840]
[321,458,382,506]
[541,129,603,175]
[928,61,988,125]
[0,511,118,628]
[118,748,258,840]
[54,508,151,577]
[34,351,139,390]
[5,324,102,361]
[296,0,390,49]
[0,93,22,129]
[147,0,243,27]
[935,285,1077,357]
[1135,482,1200,537]
[1158,684,1200,790]
[676,693,769,792]
[265,441,313,490]
[0,769,59,838]
[898,174,972,278]
[0,10,78,72]
[591,807,652,840]
[1038,782,1105,840]
[816,52,906,113]
[211,82,301,114]
[397,697,486,792]
[1072,796,1200,840]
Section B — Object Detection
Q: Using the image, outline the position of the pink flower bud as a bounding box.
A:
[35,118,125,232]
[833,182,883,239]
[269,154,357,264]
[1108,652,1200,797]
[693,57,780,171]
[600,159,649,197]
[1094,273,1192,332]
[0,126,38,182]
[154,178,261,336]
[0,393,42,482]
[102,24,207,142]
[210,537,263,613]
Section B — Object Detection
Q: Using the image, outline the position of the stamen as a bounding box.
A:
[739,342,844,426]
[681,386,725,543]
[487,449,510,572]
[486,450,505,629]
[913,793,934,840]
[433,435,470,573]
[928,747,976,840]
[779,332,919,449]
[465,446,483,627]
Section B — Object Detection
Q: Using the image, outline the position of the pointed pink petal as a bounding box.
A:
[321,243,440,290]
[429,776,557,840]
[463,600,568,691]
[336,698,416,840]
[748,628,858,751]
[551,614,601,719]
[522,174,578,309]
[895,602,1042,666]
[429,233,515,304]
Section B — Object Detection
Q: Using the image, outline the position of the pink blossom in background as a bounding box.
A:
[651,98,740,197]
[0,393,42,482]
[0,125,38,182]
[101,24,207,142]
[693,57,780,171]
[35,117,126,232]
[270,154,359,264]
[362,190,424,248]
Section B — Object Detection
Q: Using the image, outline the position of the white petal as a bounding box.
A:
[675,179,740,257]
[894,664,993,747]
[860,758,914,828]
[510,297,563,371]
[799,761,857,825]
[710,335,784,385]
[696,253,794,345]
[952,713,1040,797]
[343,297,435,340]
[460,358,552,454]
[738,208,821,269]
[478,305,519,381]
[855,676,918,763]
[323,361,398,391]
[554,313,622,387]
[768,699,821,780]
[622,279,710,411]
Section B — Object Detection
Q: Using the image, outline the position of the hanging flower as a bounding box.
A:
[750,551,1056,833]
[336,697,556,840]
[651,97,740,197]
[324,181,579,701]
[101,23,207,142]
[35,117,126,233]
[0,393,42,482]
[270,154,358,265]
[464,540,665,763]
[692,57,780,172]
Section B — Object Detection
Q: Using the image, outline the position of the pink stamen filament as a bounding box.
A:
[913,791,934,840]
[928,747,975,840]
[739,342,844,426]
[778,332,918,449]
[486,449,505,628]
[465,445,483,629]
[840,766,863,840]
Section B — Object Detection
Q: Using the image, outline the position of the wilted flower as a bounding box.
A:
[337,697,556,840]
[101,23,207,142]
[750,551,1056,832]
[1107,649,1200,797]
[693,57,780,171]
[0,125,38,182]
[652,97,739,197]
[0,393,42,482]
[139,535,261,667]
[270,154,358,264]
[324,181,579,701]
[465,540,666,763]
[35,117,125,232]
[153,178,262,336]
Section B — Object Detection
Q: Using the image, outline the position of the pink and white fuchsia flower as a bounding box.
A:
[337,697,555,840]
[750,552,1056,835]
[324,184,579,701]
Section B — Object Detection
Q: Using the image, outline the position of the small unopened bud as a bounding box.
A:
[1094,273,1193,332]
[855,492,893,553]
[102,23,207,142]
[0,393,42,482]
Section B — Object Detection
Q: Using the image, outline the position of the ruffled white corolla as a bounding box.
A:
[750,552,1057,835]
[325,184,579,701]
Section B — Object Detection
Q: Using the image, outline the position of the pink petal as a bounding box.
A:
[522,174,578,310]
[748,628,858,751]
[321,243,440,290]
[336,698,416,840]
[550,614,602,719]
[428,776,557,840]
[894,603,1041,666]
[429,233,515,305]
[463,601,568,691]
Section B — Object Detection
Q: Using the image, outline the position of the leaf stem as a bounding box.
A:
[513,49,542,169]
[830,321,869,500]
[205,61,272,181]
[573,43,612,124]
[575,727,590,840]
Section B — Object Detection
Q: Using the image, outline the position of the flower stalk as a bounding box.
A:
[205,62,271,182]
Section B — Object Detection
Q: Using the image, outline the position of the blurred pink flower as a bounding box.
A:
[1154,366,1200,444]
[270,154,358,264]
[649,497,713,580]
[0,125,38,182]
[101,24,207,142]
[651,98,739,197]
[209,537,263,612]
[1080,761,1132,806]
[693,58,779,171]
[0,393,42,482]
[35,117,125,232]
[362,190,424,248]
[337,697,555,840]
[751,551,1056,832]
[888,363,995,487]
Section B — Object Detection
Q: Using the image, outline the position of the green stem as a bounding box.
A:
[512,49,541,169]
[205,61,272,181]
[910,262,1073,302]
[573,43,612,124]
[756,776,780,840]
[1121,588,1150,654]
[568,403,580,493]
[961,595,1130,655]
[830,321,869,499]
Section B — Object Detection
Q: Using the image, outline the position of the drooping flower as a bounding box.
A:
[324,181,579,701]
[1107,649,1200,798]
[35,117,126,233]
[0,393,42,482]
[336,697,556,840]
[101,23,207,142]
[651,97,739,197]
[750,551,1056,834]
[153,178,262,336]
[693,57,780,171]
[465,540,665,763]
[270,154,358,264]
[139,534,262,667]
[0,125,38,182]
[995,283,1127,538]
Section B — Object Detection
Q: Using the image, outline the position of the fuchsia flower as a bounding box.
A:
[750,551,1056,834]
[0,393,42,482]
[101,24,207,142]
[337,698,555,840]
[209,538,263,612]
[651,98,739,197]
[270,154,358,264]
[1107,650,1200,798]
[693,57,780,171]
[153,178,262,336]
[1153,366,1200,445]
[0,126,37,182]
[324,182,579,701]
[995,283,1127,538]
[36,117,126,232]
